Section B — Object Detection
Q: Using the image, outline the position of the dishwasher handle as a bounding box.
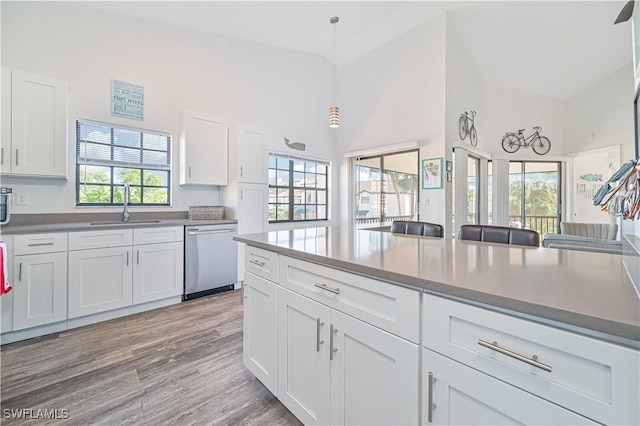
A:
[187,229,236,235]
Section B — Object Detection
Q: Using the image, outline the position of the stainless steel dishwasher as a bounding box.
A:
[184,223,238,300]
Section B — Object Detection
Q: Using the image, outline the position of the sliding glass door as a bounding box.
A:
[508,161,561,236]
[353,150,419,228]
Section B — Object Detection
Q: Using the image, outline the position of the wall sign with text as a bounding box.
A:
[111,79,144,121]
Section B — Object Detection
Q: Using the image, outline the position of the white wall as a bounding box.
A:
[1,2,336,216]
[336,15,447,226]
[483,83,566,157]
[445,16,484,234]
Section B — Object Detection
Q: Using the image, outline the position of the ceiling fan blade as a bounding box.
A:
[614,0,634,24]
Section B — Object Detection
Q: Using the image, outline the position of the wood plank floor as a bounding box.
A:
[0,290,301,425]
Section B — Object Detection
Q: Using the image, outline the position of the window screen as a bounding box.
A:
[76,120,171,205]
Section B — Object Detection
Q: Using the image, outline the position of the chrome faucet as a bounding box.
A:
[123,183,131,222]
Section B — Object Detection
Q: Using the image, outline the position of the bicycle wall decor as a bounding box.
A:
[501,126,551,155]
[458,111,478,147]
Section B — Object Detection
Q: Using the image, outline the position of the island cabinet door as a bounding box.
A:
[330,310,419,426]
[243,272,278,395]
[421,349,597,426]
[277,287,331,425]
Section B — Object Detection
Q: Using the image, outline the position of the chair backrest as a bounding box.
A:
[390,221,444,238]
[560,222,618,240]
[458,224,539,247]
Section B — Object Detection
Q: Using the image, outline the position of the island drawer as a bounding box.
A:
[69,229,133,251]
[245,245,278,283]
[423,293,640,426]
[13,233,67,255]
[280,255,420,343]
[134,226,183,245]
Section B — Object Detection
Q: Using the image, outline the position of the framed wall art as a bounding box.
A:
[422,157,443,189]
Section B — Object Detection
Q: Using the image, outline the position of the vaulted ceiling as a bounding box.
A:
[71,1,632,100]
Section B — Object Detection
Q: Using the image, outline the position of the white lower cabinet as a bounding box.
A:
[277,286,331,425]
[13,252,67,330]
[68,227,184,319]
[243,272,278,395]
[68,246,133,318]
[132,241,183,304]
[277,286,419,426]
[422,349,596,425]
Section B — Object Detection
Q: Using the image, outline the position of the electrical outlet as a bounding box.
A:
[15,192,28,206]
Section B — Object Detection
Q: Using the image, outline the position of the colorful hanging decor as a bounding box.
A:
[593,158,640,220]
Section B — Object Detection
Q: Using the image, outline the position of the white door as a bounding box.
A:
[68,246,133,318]
[277,287,331,425]
[12,252,67,330]
[132,242,183,304]
[237,126,267,184]
[422,349,597,425]
[180,110,227,185]
[330,310,419,426]
[243,272,278,395]
[11,70,67,177]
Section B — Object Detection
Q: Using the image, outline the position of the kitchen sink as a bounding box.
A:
[90,220,163,226]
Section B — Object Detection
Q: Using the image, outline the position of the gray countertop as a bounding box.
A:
[1,213,237,234]
[235,227,640,345]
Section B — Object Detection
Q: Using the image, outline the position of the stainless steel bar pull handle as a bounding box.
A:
[27,242,54,247]
[478,339,552,372]
[249,259,265,267]
[330,324,338,360]
[1,147,4,165]
[316,318,325,352]
[18,262,22,281]
[126,251,129,266]
[314,283,340,295]
[188,166,192,178]
[136,250,140,265]
[187,229,233,235]
[15,149,18,166]
[428,372,436,423]
[240,165,243,177]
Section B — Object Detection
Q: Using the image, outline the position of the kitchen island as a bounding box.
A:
[236,227,639,426]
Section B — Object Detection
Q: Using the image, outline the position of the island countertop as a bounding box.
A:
[235,227,640,346]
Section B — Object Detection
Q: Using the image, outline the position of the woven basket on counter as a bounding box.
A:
[188,205,225,220]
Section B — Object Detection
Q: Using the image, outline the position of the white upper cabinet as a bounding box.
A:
[179,110,228,186]
[237,126,268,184]
[1,68,68,178]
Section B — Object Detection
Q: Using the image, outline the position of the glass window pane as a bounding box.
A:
[317,190,327,205]
[317,164,327,175]
[79,185,111,203]
[292,189,304,204]
[79,165,111,184]
[293,160,305,171]
[467,157,479,225]
[80,124,110,143]
[305,173,316,188]
[293,205,305,220]
[114,128,140,148]
[277,170,290,186]
[268,156,277,169]
[305,190,316,204]
[293,172,305,187]
[269,204,277,221]
[306,205,317,220]
[277,204,290,220]
[317,174,327,189]
[269,169,276,186]
[114,146,141,163]
[143,133,168,151]
[305,162,317,173]
[277,157,290,170]
[79,142,111,162]
[277,189,289,204]
[114,168,141,185]
[142,187,168,204]
[317,205,327,219]
[143,150,168,165]
[143,170,168,186]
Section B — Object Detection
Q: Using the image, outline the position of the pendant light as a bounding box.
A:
[329,16,340,128]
